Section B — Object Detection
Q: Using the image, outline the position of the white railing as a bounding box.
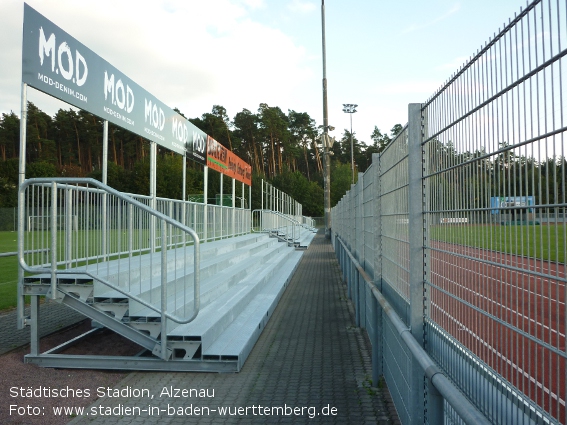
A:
[251,209,303,246]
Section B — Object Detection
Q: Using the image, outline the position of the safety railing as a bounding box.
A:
[18,178,200,359]
[251,209,302,246]
[260,179,303,217]
[334,235,490,425]
[127,193,250,243]
[300,216,316,230]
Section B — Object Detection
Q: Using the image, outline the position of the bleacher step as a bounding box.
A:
[203,251,303,369]
[166,246,299,349]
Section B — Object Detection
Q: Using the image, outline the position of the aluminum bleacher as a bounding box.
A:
[19,178,315,372]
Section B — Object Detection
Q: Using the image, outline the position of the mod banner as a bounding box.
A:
[21,3,206,164]
[207,137,252,186]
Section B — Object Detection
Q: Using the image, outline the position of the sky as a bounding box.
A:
[0,0,532,148]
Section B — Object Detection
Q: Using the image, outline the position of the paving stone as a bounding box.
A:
[0,300,84,354]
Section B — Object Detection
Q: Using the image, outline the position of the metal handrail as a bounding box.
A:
[18,178,201,358]
[0,249,49,258]
[252,209,302,244]
[335,235,490,425]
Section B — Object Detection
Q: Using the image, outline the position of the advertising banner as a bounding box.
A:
[207,136,252,186]
[21,3,207,164]
[490,196,535,214]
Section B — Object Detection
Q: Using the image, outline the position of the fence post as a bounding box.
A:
[160,219,168,360]
[65,187,72,268]
[408,103,427,423]
[220,173,223,237]
[232,177,236,237]
[48,182,58,303]
[371,152,383,383]
[203,166,208,242]
[150,141,157,253]
[357,172,365,328]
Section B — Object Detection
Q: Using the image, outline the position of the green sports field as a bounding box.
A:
[1,224,564,311]
[0,231,19,311]
[0,228,187,311]
[430,223,566,263]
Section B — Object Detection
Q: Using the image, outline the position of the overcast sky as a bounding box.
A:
[1,0,530,146]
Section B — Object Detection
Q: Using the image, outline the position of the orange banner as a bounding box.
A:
[207,136,252,186]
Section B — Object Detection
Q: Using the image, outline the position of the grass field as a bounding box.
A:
[0,231,19,311]
[430,223,566,263]
[0,228,188,311]
[1,224,564,311]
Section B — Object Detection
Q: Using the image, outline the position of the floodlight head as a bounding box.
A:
[342,104,358,113]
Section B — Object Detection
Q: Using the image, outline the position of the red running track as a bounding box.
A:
[429,241,566,423]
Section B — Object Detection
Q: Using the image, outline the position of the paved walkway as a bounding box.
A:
[63,232,398,424]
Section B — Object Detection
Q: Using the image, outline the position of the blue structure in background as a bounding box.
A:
[490,196,535,214]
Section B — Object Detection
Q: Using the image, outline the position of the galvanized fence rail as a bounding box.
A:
[126,193,251,244]
[332,0,566,423]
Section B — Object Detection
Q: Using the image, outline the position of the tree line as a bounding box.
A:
[0,102,402,216]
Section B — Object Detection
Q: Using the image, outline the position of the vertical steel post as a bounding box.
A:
[203,166,208,242]
[408,103,426,423]
[29,295,40,355]
[50,182,58,300]
[160,219,168,360]
[102,121,108,185]
[350,113,354,183]
[321,0,331,238]
[128,203,133,286]
[220,173,223,237]
[371,292,382,386]
[232,178,236,237]
[150,141,157,253]
[102,121,108,261]
[371,152,383,384]
[182,151,187,239]
[182,152,187,202]
[372,153,382,291]
[420,97,442,425]
[168,201,173,246]
[17,83,28,329]
[358,172,364,264]
[249,183,252,233]
[65,187,72,268]
[358,172,365,325]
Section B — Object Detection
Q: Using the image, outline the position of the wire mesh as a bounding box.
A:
[423,0,566,422]
[332,1,566,422]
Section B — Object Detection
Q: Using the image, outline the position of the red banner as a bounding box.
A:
[207,136,252,186]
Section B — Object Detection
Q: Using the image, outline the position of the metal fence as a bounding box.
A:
[332,0,566,423]
[261,179,303,218]
[127,193,251,243]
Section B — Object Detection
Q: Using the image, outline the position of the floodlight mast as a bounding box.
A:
[321,0,332,238]
[342,104,358,184]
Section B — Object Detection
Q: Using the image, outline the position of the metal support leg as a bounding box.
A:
[371,291,382,386]
[427,377,444,424]
[355,269,360,327]
[30,296,40,356]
